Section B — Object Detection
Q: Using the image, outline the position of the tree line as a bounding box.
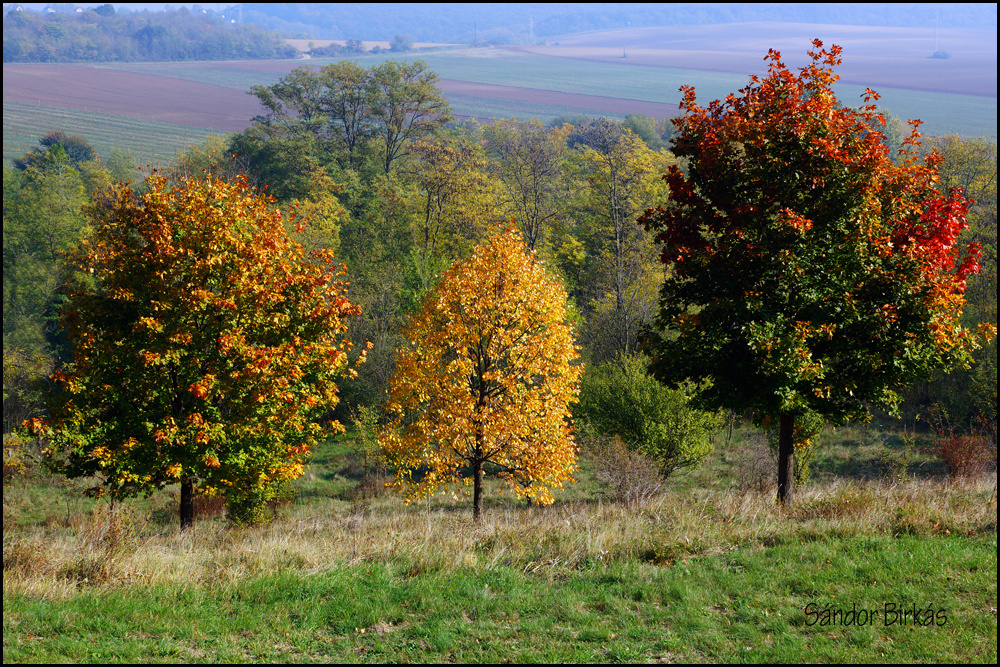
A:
[2,4,296,63]
[4,55,996,523]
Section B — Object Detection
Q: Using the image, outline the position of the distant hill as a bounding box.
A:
[231,3,997,43]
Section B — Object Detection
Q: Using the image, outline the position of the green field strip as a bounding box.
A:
[286,50,1000,140]
[97,51,740,104]
[445,93,634,124]
[3,101,222,166]
[384,50,740,104]
[854,85,998,140]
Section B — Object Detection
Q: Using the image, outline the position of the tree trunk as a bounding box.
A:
[776,413,795,507]
[180,477,194,530]
[473,459,484,524]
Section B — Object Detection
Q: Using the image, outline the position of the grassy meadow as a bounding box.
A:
[4,424,997,663]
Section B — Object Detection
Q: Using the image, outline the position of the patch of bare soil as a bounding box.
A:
[2,63,264,132]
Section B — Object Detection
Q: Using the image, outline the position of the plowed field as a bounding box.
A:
[3,64,264,132]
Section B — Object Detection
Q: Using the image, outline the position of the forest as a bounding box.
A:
[2,4,296,62]
[5,54,996,505]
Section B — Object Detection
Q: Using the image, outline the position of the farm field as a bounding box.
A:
[95,44,999,129]
[3,101,218,168]
[545,22,997,97]
[3,22,996,165]
[3,426,997,663]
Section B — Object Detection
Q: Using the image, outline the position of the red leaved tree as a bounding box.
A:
[640,41,994,506]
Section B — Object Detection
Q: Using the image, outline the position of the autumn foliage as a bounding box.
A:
[640,41,994,506]
[379,227,583,521]
[30,172,364,527]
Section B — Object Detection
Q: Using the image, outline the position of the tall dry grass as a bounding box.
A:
[4,473,995,599]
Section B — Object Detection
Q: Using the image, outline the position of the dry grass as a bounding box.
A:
[4,473,995,599]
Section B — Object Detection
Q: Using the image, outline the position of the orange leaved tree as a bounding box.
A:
[31,172,364,528]
[379,227,583,522]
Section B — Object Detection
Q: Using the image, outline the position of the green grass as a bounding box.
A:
[4,425,997,662]
[4,535,995,662]
[3,101,220,166]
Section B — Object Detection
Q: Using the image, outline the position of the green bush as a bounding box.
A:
[576,354,721,475]
[4,346,52,435]
[225,483,295,526]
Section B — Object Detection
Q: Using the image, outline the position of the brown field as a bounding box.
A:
[2,63,263,132]
[2,62,679,133]
[537,22,997,97]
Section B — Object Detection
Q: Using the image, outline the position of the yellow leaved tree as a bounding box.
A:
[30,172,364,528]
[379,227,583,521]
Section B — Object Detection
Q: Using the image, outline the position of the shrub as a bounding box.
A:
[576,353,721,475]
[351,405,388,480]
[586,433,663,508]
[927,405,997,478]
[192,492,227,518]
[3,346,51,435]
[226,484,295,526]
[344,475,392,501]
[732,430,776,495]
[874,433,917,482]
[3,434,28,485]
[936,434,995,478]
